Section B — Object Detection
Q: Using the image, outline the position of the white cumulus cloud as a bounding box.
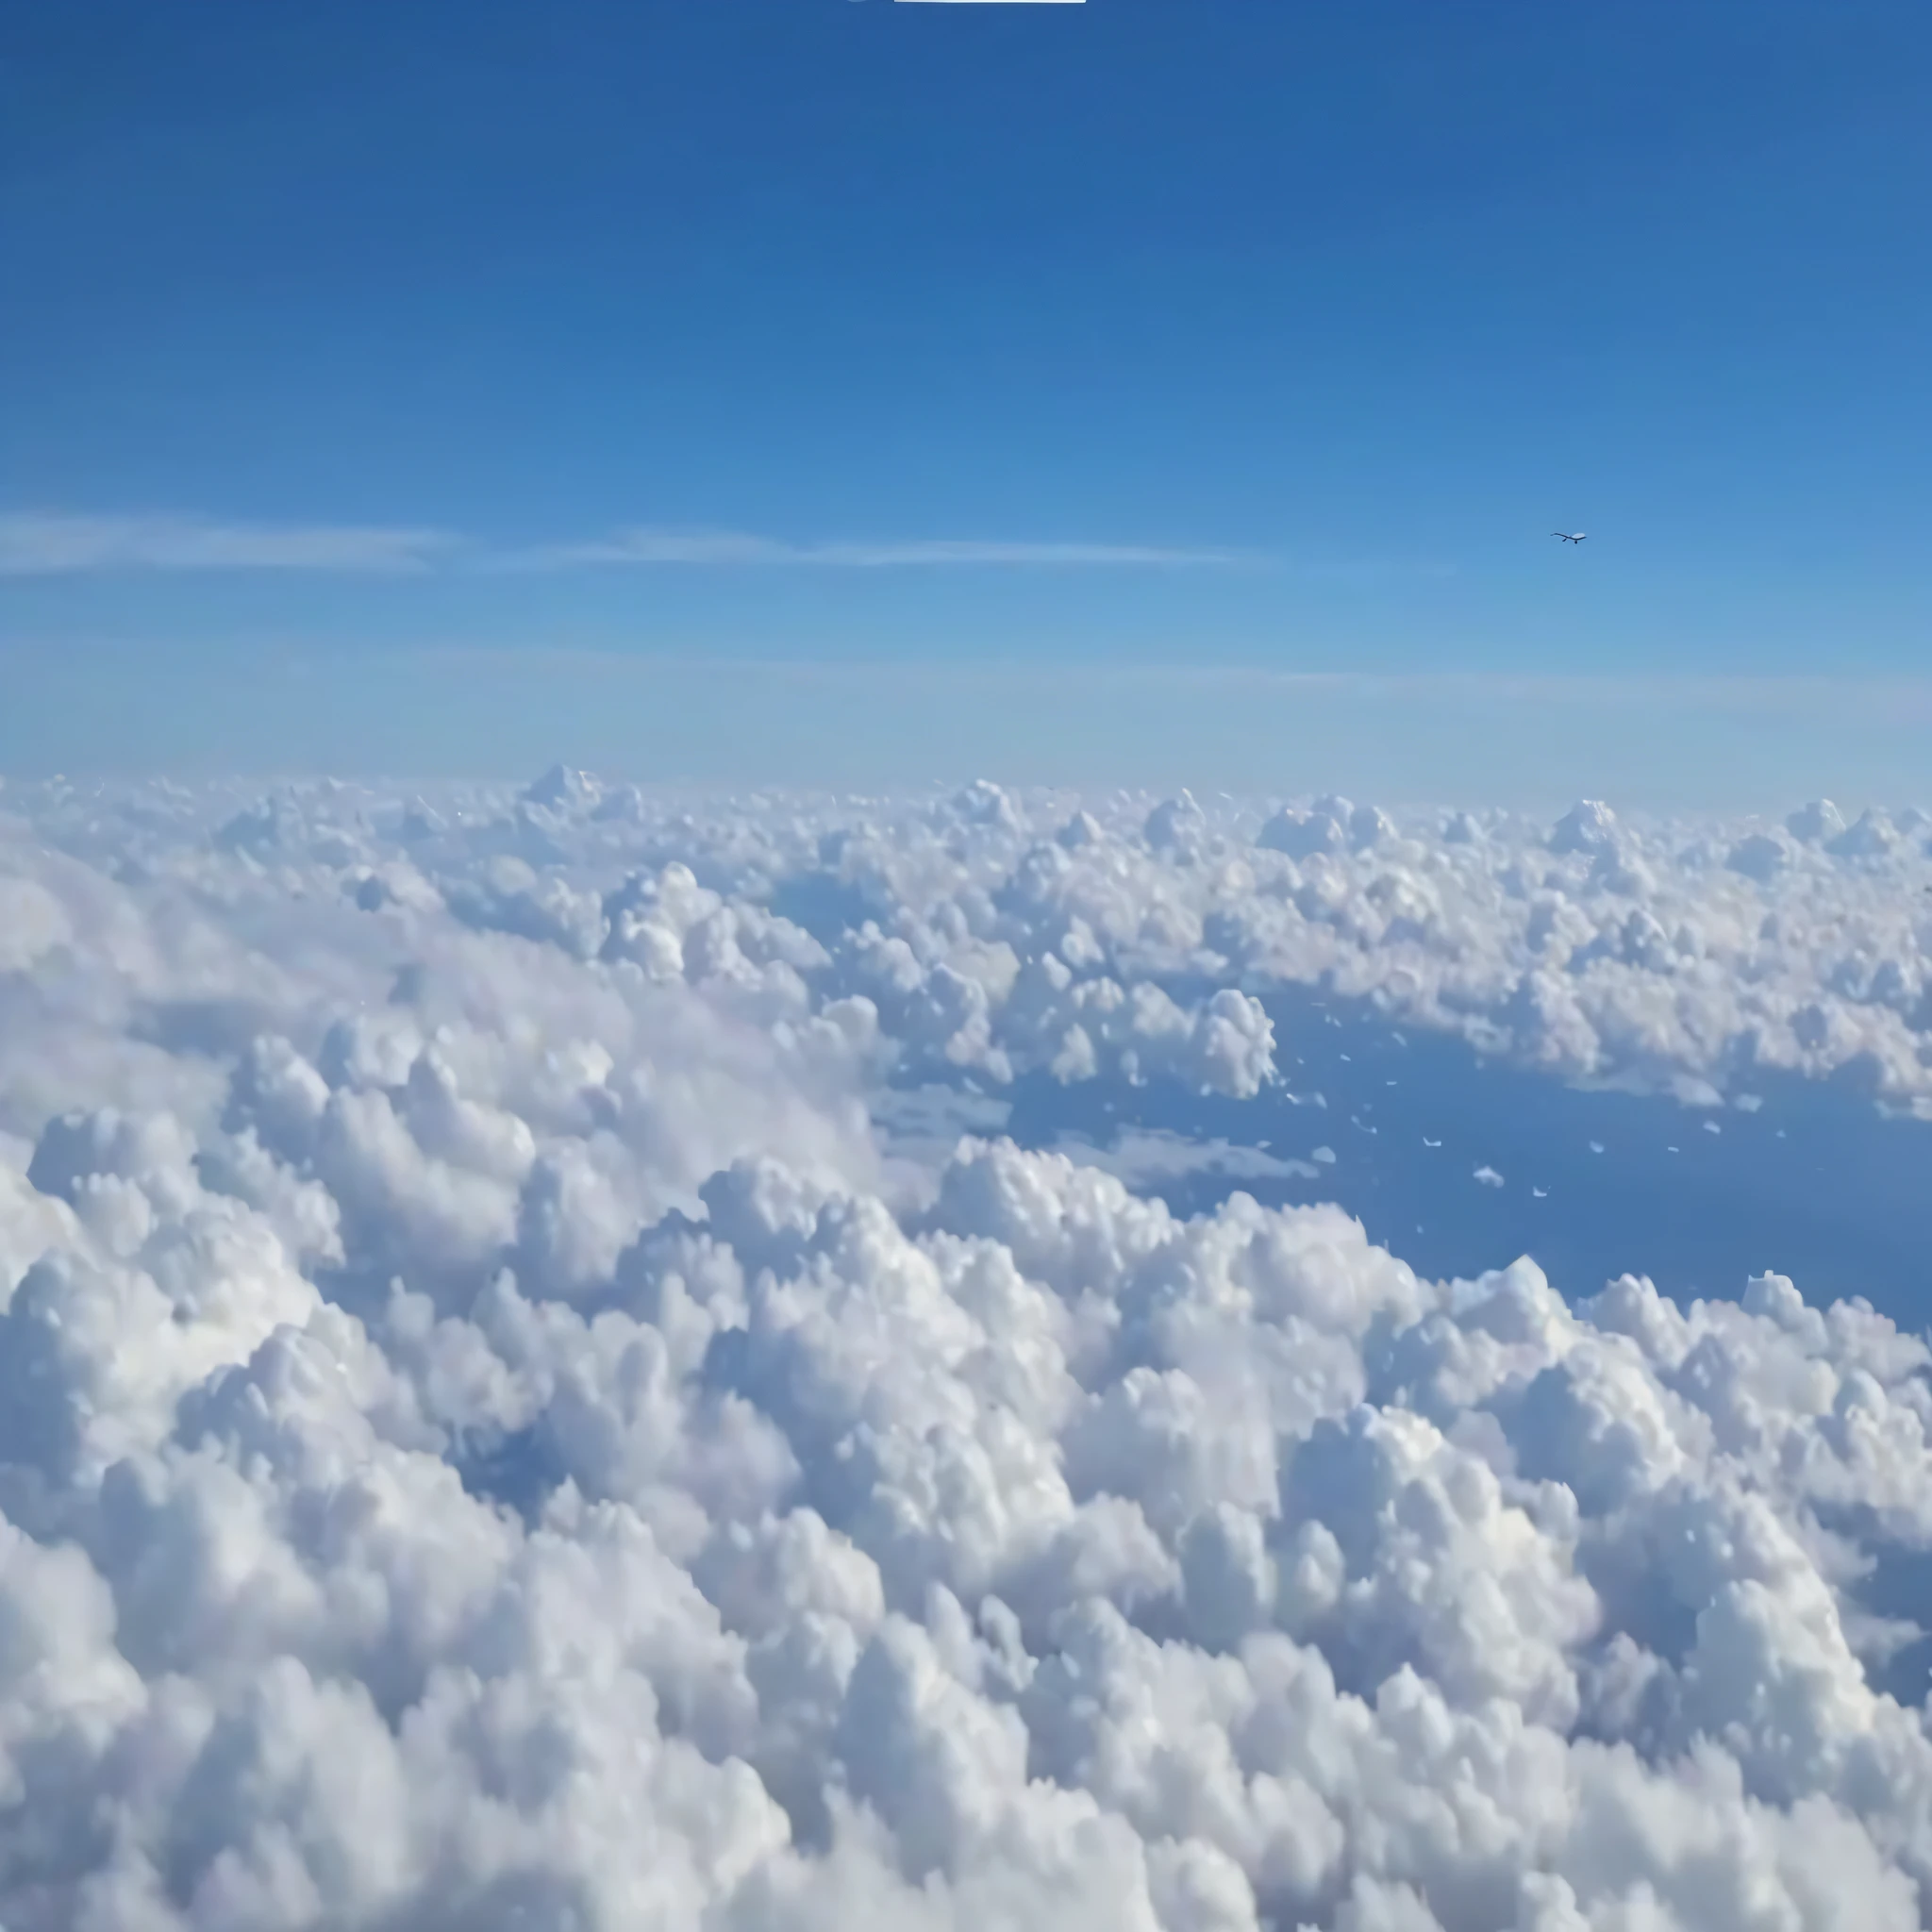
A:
[0,769,1925,1927]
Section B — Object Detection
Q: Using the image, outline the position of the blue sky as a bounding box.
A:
[3,0,1929,793]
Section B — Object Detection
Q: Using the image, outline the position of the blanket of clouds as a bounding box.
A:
[2,766,1932,1930]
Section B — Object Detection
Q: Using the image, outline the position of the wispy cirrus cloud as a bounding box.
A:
[499,526,1254,570]
[0,511,460,576]
[0,510,1254,577]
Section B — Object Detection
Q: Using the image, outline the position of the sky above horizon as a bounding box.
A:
[4,0,1929,792]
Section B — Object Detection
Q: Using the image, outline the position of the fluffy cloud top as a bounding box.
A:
[0,770,1928,1929]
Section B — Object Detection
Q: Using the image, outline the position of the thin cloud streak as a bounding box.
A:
[0,512,459,576]
[0,512,1257,576]
[380,654,1932,721]
[501,527,1256,570]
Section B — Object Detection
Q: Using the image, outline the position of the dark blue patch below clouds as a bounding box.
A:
[998,988,1932,1327]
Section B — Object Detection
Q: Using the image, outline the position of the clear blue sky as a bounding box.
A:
[3,0,1929,795]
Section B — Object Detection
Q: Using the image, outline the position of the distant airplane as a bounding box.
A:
[1553,531,1588,544]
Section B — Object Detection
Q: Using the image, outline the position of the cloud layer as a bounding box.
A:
[0,769,1930,1928]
